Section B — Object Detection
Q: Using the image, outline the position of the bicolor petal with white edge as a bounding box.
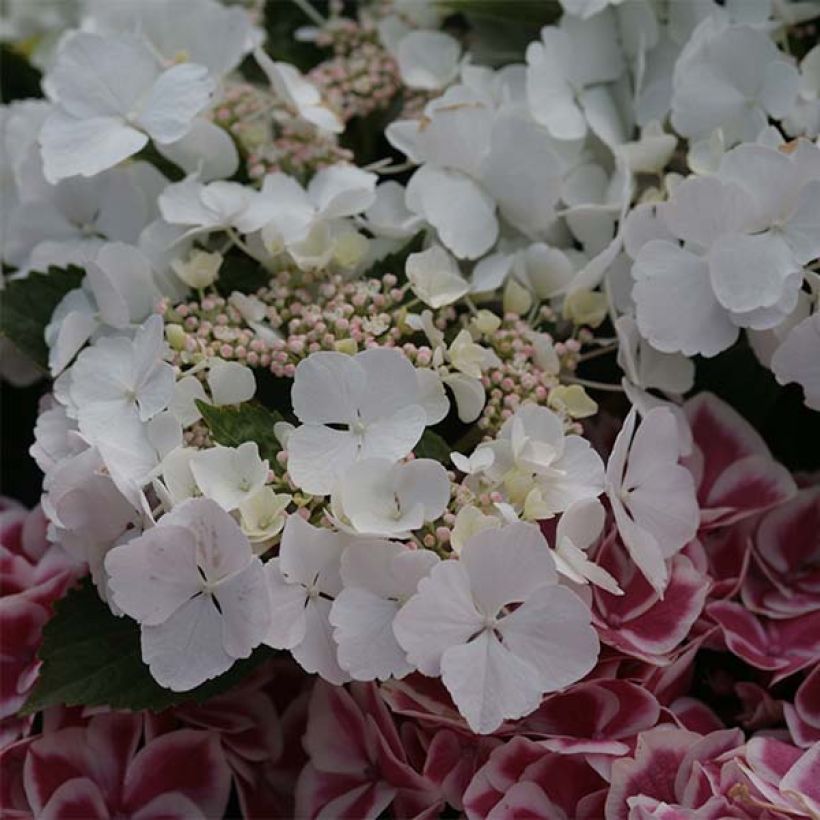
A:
[104,497,271,691]
[393,522,599,733]
[329,540,439,681]
[287,349,427,495]
[606,407,699,594]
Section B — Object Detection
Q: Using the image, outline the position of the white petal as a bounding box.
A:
[442,373,486,422]
[415,368,450,425]
[207,361,256,406]
[292,597,349,685]
[406,244,470,308]
[264,558,308,649]
[499,584,598,690]
[330,589,409,680]
[461,522,556,615]
[40,111,147,183]
[406,165,498,260]
[216,558,270,658]
[771,313,820,411]
[441,631,543,734]
[156,118,239,182]
[708,232,800,313]
[287,425,358,496]
[308,165,377,219]
[141,595,234,691]
[633,240,738,357]
[291,351,365,424]
[393,560,481,676]
[136,62,214,144]
[396,30,461,90]
[104,524,200,626]
[556,497,605,552]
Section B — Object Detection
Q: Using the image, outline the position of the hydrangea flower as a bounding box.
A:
[40,32,214,182]
[393,522,599,733]
[286,349,428,496]
[105,497,271,690]
[606,407,699,594]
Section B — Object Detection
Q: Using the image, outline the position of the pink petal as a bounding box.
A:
[295,764,395,820]
[780,743,820,815]
[684,393,795,528]
[131,792,207,820]
[23,728,88,814]
[39,778,109,820]
[596,552,708,659]
[302,681,372,774]
[605,727,699,820]
[123,730,230,818]
[796,667,820,729]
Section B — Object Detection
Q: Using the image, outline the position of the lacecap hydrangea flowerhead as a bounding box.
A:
[2,0,820,817]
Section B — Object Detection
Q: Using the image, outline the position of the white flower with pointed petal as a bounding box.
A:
[393,522,599,733]
[771,312,820,412]
[105,497,271,691]
[332,457,450,538]
[189,442,268,512]
[238,486,290,550]
[406,244,470,308]
[478,404,606,516]
[263,515,349,684]
[552,498,621,594]
[330,540,439,681]
[157,176,264,240]
[40,32,214,182]
[606,407,699,594]
[254,49,342,134]
[287,349,428,496]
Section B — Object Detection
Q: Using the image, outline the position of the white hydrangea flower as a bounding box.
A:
[330,540,439,681]
[254,49,343,134]
[395,30,461,91]
[40,32,214,182]
[551,498,622,594]
[331,457,450,538]
[393,522,599,733]
[286,349,428,495]
[605,406,699,594]
[670,19,799,144]
[771,312,820,411]
[467,404,606,517]
[263,515,350,684]
[405,244,470,308]
[105,497,271,691]
[189,442,269,512]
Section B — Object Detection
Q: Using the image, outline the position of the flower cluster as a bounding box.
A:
[2,0,819,815]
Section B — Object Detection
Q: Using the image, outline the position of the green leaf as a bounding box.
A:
[196,400,284,463]
[22,579,275,715]
[0,266,84,370]
[414,429,452,463]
